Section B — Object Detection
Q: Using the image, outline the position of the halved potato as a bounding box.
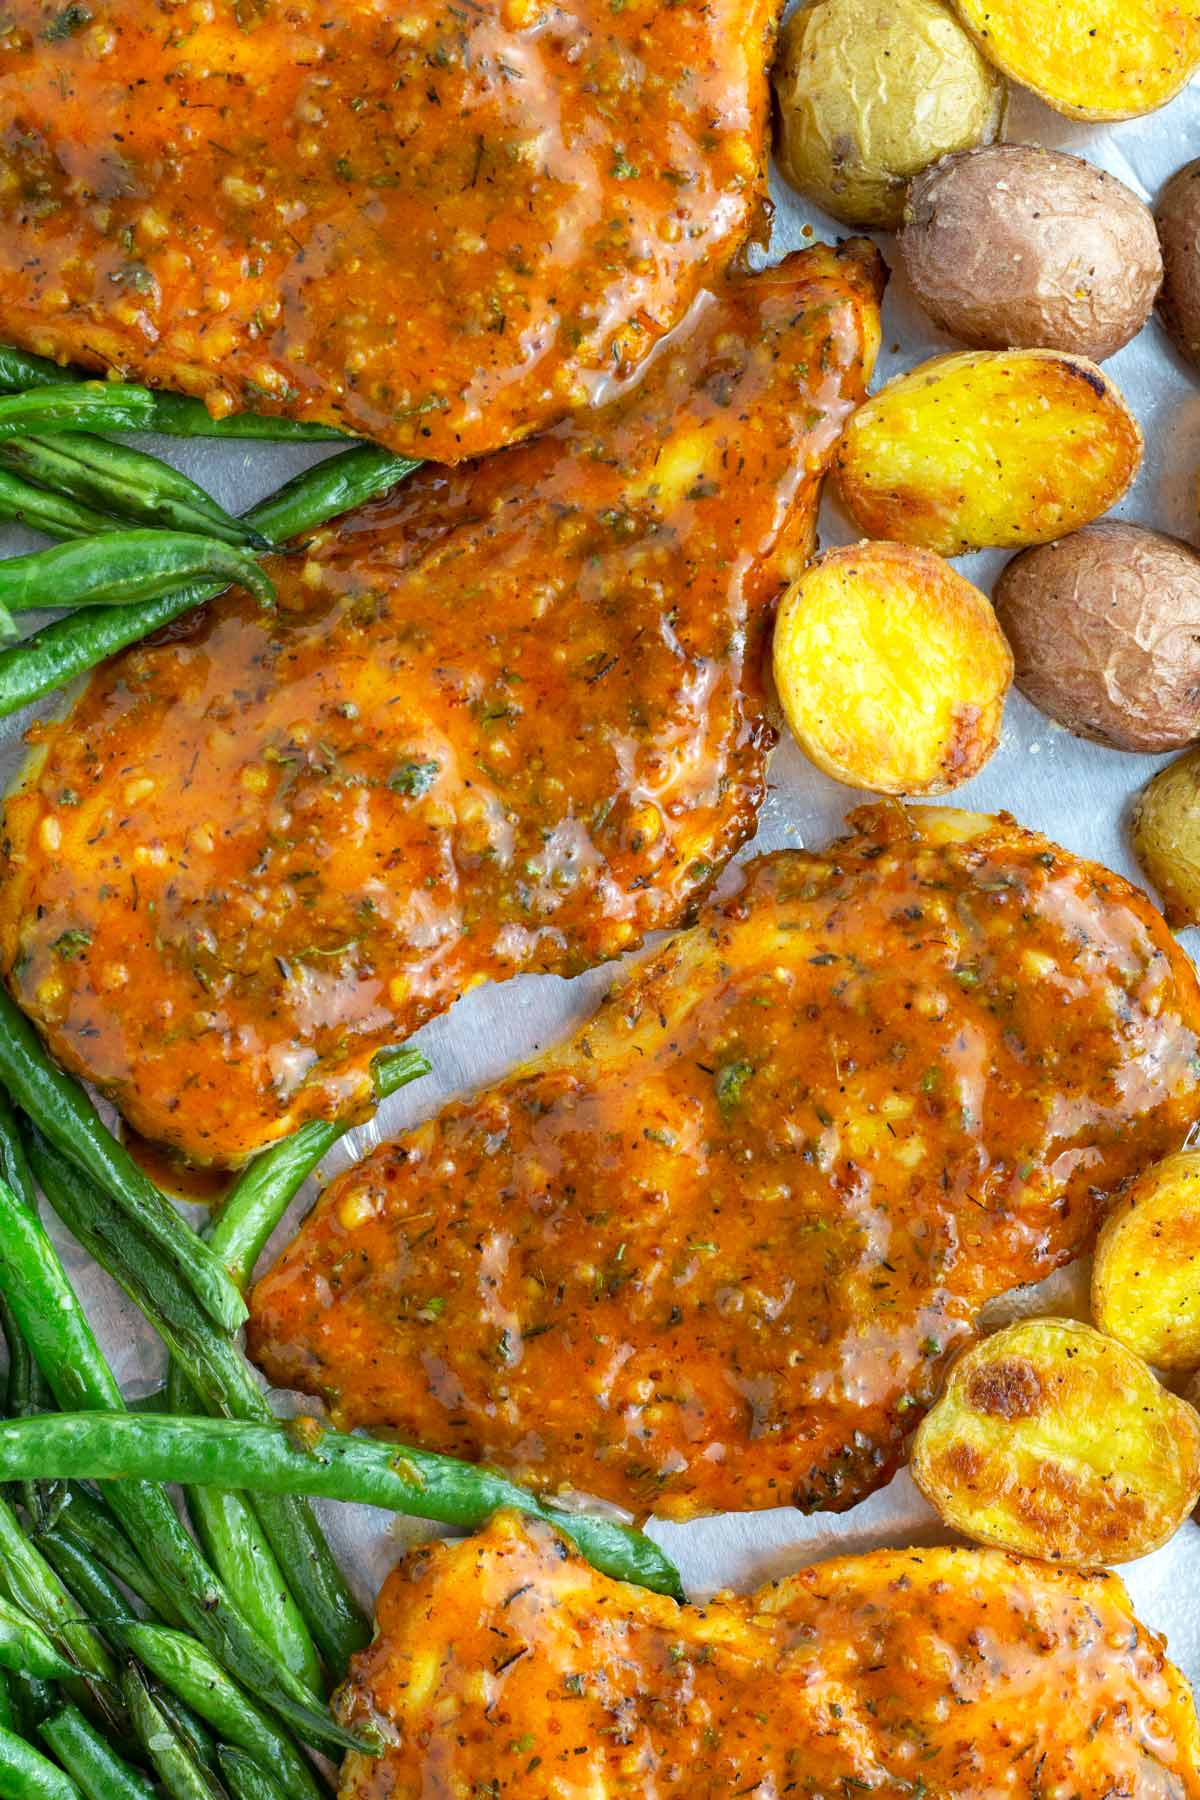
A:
[911,1317,1200,1564]
[1094,1151,1200,1371]
[834,351,1142,557]
[771,541,1012,793]
[951,0,1200,120]
[1130,746,1200,927]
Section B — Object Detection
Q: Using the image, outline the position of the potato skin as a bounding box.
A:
[1131,747,1200,927]
[772,541,1011,794]
[772,0,1006,230]
[912,1316,1200,1565]
[951,0,1200,121]
[834,351,1143,557]
[994,523,1200,753]
[1093,1150,1200,1372]
[1156,160,1200,375]
[902,146,1161,363]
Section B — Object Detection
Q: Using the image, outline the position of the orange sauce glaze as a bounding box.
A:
[248,807,1200,1521]
[0,0,776,461]
[0,243,884,1168]
[335,1512,1200,1798]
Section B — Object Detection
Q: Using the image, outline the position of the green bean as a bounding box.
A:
[0,1501,117,1694]
[0,438,271,551]
[210,1046,429,1291]
[40,1707,157,1800]
[27,1134,366,1679]
[0,1721,83,1800]
[36,1533,137,1632]
[218,1747,292,1800]
[120,1669,220,1800]
[0,1100,65,1535]
[0,1677,12,1735]
[0,1597,78,1681]
[0,471,118,541]
[0,1413,685,1601]
[0,993,245,1335]
[0,445,418,717]
[121,1628,323,1800]
[0,1172,372,1757]
[164,1371,320,1697]
[9,1678,55,1737]
[53,1494,179,1629]
[0,532,275,613]
[0,389,156,440]
[0,348,348,443]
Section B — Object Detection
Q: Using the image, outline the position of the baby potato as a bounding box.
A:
[772,0,1006,230]
[994,523,1200,753]
[912,1317,1200,1565]
[833,351,1142,557]
[1131,746,1200,927]
[1156,160,1200,376]
[771,542,1011,794]
[951,0,1200,120]
[1093,1152,1200,1372]
[901,146,1162,363]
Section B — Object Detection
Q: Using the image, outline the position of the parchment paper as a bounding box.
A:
[0,71,1197,1689]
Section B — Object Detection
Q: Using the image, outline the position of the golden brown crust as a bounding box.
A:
[334,1512,1200,1799]
[0,0,776,461]
[249,803,1200,1519]
[0,245,883,1167]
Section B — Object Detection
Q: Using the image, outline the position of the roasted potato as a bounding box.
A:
[901,146,1162,363]
[994,523,1200,753]
[951,0,1200,120]
[772,0,1006,231]
[833,351,1142,557]
[1156,160,1200,376]
[912,1317,1200,1565]
[1093,1151,1200,1372]
[771,541,1011,794]
[1131,746,1200,927]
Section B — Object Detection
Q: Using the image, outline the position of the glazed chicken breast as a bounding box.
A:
[248,806,1200,1520]
[0,242,883,1167]
[0,0,776,460]
[335,1511,1200,1799]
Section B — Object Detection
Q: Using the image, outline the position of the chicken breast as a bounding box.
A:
[248,805,1200,1520]
[0,0,775,461]
[335,1511,1200,1799]
[0,243,883,1167]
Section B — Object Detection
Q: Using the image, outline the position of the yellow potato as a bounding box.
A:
[834,350,1143,557]
[911,1317,1200,1564]
[1094,1151,1200,1371]
[773,0,1007,230]
[1130,746,1200,927]
[771,541,1012,794]
[952,0,1200,120]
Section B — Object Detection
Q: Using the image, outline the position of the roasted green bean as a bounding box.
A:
[164,1369,321,1697]
[0,389,156,440]
[0,438,270,551]
[40,1707,157,1800]
[0,471,117,541]
[120,1668,220,1800]
[0,446,417,717]
[210,1046,429,1290]
[0,993,244,1335]
[121,1627,323,1800]
[218,1747,293,1800]
[0,1172,370,1755]
[27,1133,366,1679]
[0,532,275,613]
[0,349,348,442]
[0,1721,83,1800]
[0,1413,685,1601]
